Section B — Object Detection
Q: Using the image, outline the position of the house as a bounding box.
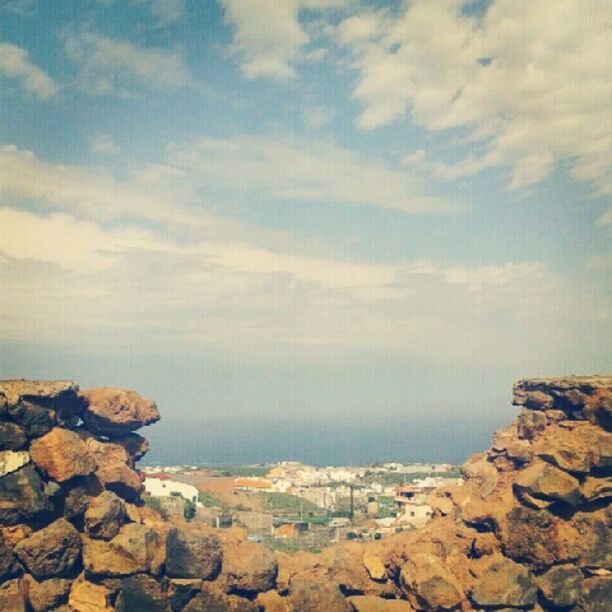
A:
[143,475,199,503]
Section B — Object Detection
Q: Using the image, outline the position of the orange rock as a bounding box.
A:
[69,576,112,611]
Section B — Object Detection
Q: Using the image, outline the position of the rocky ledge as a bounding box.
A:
[0,376,610,611]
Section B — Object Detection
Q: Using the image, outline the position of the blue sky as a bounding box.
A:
[0,0,610,445]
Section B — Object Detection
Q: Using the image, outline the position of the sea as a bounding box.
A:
[142,414,506,467]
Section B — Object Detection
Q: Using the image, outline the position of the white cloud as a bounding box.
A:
[145,0,182,25]
[337,0,612,196]
[64,31,194,96]
[168,134,455,214]
[0,42,57,98]
[90,133,121,156]
[303,105,334,129]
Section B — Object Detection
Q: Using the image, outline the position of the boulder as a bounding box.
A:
[68,575,112,611]
[14,518,82,579]
[461,454,498,496]
[23,575,72,611]
[0,531,20,580]
[80,388,160,436]
[61,475,104,521]
[84,490,127,540]
[570,507,612,569]
[363,553,386,581]
[222,540,278,594]
[0,422,26,450]
[0,578,26,611]
[582,476,612,502]
[287,576,350,612]
[96,463,143,502]
[348,596,414,611]
[83,523,161,577]
[400,553,463,610]
[0,449,30,477]
[537,564,583,608]
[165,527,222,580]
[578,576,612,610]
[256,589,290,612]
[470,556,537,608]
[79,433,131,469]
[30,428,95,483]
[114,574,171,612]
[584,388,612,430]
[183,583,258,611]
[513,460,581,506]
[116,433,150,464]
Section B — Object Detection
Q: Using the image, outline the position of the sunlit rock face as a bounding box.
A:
[0,376,610,610]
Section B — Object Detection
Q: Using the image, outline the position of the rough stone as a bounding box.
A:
[582,476,612,502]
[14,518,82,579]
[0,422,27,450]
[69,576,112,611]
[222,540,277,594]
[288,576,350,612]
[0,449,30,477]
[23,575,72,611]
[0,531,20,580]
[578,575,612,611]
[84,490,127,540]
[96,463,143,502]
[256,589,290,612]
[470,557,537,608]
[115,574,171,612]
[584,388,612,430]
[461,454,498,496]
[570,507,612,569]
[348,596,414,611]
[514,459,582,506]
[30,428,95,482]
[538,564,583,608]
[83,523,161,577]
[0,578,26,611]
[400,553,463,610]
[61,475,104,522]
[116,433,150,464]
[363,553,386,581]
[166,527,222,580]
[81,387,160,436]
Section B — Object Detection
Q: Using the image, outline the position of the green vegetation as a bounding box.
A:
[258,492,328,525]
[143,496,169,520]
[183,498,196,521]
[208,465,270,478]
[198,490,224,508]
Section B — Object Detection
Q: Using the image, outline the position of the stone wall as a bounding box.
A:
[0,376,610,611]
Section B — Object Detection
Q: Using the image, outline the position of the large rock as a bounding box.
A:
[96,463,143,502]
[513,460,581,506]
[80,388,160,436]
[400,553,463,610]
[84,490,127,540]
[578,576,612,610]
[584,388,612,430]
[14,518,82,579]
[363,553,386,581]
[538,564,583,608]
[30,428,95,483]
[470,557,537,608]
[348,596,414,611]
[116,433,150,464]
[0,422,26,450]
[287,576,350,612]
[222,540,278,594]
[61,475,104,522]
[114,574,171,612]
[69,575,112,611]
[83,523,161,577]
[0,578,26,611]
[23,575,72,611]
[0,464,50,525]
[0,449,30,477]
[0,532,20,580]
[165,527,222,580]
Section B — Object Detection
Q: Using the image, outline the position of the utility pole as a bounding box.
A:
[349,484,354,523]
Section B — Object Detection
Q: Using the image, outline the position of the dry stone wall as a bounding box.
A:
[0,376,610,611]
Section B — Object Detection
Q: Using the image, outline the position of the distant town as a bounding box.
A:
[140,460,462,552]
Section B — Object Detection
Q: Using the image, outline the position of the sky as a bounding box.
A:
[0,0,611,460]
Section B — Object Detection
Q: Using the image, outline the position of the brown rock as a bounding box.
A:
[115,574,170,612]
[80,387,160,436]
[584,388,612,430]
[0,531,20,580]
[538,564,583,608]
[582,476,612,502]
[69,575,112,611]
[0,578,26,611]
[461,454,498,496]
[0,463,50,525]
[23,575,72,611]
[116,433,150,464]
[30,428,95,483]
[79,433,130,470]
[256,589,290,612]
[84,490,127,540]
[570,506,612,569]
[363,553,386,581]
[83,523,160,577]
[470,557,537,608]
[0,422,26,450]
[222,540,277,594]
[1,523,33,547]
[165,527,222,580]
[0,449,30,477]
[288,576,350,612]
[96,463,143,502]
[183,583,258,611]
[514,460,581,506]
[578,575,612,611]
[348,595,414,611]
[14,518,82,579]
[400,553,463,610]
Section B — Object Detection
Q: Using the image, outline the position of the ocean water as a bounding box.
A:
[142,414,507,467]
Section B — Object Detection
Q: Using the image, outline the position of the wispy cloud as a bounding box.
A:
[90,133,121,156]
[0,42,57,98]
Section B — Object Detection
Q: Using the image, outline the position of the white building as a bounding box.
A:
[144,476,199,503]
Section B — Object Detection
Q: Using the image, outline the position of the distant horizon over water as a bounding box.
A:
[142,413,507,467]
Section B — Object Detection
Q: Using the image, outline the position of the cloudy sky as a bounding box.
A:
[0,0,610,450]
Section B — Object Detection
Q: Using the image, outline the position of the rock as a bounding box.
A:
[570,507,612,568]
[578,576,612,611]
[582,476,612,502]
[96,463,143,502]
[505,439,533,464]
[23,575,72,611]
[80,388,160,436]
[0,379,78,406]
[584,389,612,430]
[470,557,537,608]
[0,578,26,611]
[222,540,277,594]
[514,460,581,506]
[538,564,583,608]
[363,553,386,581]
[8,401,54,438]
[61,475,104,522]
[84,490,127,540]
[0,449,30,477]
[30,428,95,483]
[79,433,131,469]
[461,454,498,496]
[348,596,414,611]
[165,527,222,580]
[168,578,202,611]
[288,576,350,612]
[83,523,161,577]
[0,531,20,580]
[0,422,26,450]
[183,584,258,611]
[69,575,112,611]
[400,553,463,610]
[1,523,33,547]
[256,589,290,612]
[116,433,150,464]
[14,518,82,579]
[115,574,171,612]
